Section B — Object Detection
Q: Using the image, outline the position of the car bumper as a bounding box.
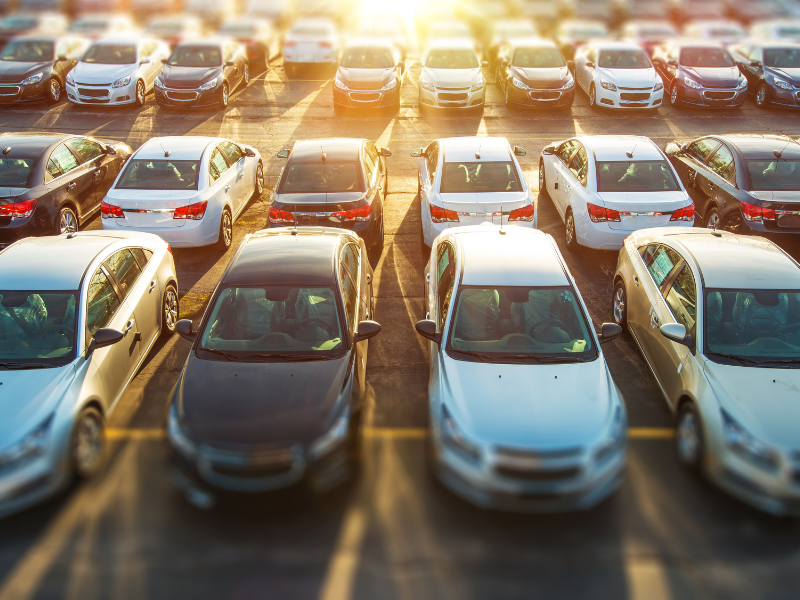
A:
[679,85,746,108]
[506,84,575,107]
[333,86,400,108]
[708,455,800,517]
[0,454,69,519]
[154,86,225,108]
[0,81,51,103]
[762,85,800,107]
[267,208,383,247]
[0,214,47,247]
[574,213,693,250]
[102,215,221,248]
[66,80,138,105]
[419,86,485,109]
[595,87,663,109]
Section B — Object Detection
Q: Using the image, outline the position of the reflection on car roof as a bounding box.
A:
[291,139,361,163]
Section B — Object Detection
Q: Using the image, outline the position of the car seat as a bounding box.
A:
[454,289,500,341]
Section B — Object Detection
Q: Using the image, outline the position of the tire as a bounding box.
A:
[705,206,721,231]
[217,208,233,250]
[676,402,704,471]
[755,83,768,109]
[565,209,578,252]
[162,284,179,335]
[220,82,229,108]
[70,406,106,479]
[134,79,146,107]
[252,160,265,200]
[47,77,61,104]
[539,158,549,199]
[285,63,295,79]
[55,206,78,235]
[588,83,597,108]
[613,281,627,328]
[369,215,385,261]
[670,81,681,108]
[242,63,250,88]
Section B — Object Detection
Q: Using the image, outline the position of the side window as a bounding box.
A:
[644,245,682,289]
[130,247,149,269]
[222,44,234,63]
[736,45,753,60]
[45,159,62,182]
[587,47,597,63]
[104,249,142,297]
[219,141,244,165]
[426,142,439,184]
[687,138,719,163]
[365,142,379,169]
[568,145,588,187]
[557,140,577,164]
[141,42,157,57]
[751,47,763,63]
[362,146,375,186]
[707,144,736,183]
[49,144,80,177]
[55,40,68,59]
[339,245,359,329]
[436,242,456,330]
[665,265,697,334]
[67,138,104,163]
[209,147,230,184]
[86,268,121,336]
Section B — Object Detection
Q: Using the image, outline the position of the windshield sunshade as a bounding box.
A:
[117,159,199,190]
[0,291,77,366]
[747,160,800,191]
[83,44,136,65]
[425,49,479,69]
[441,162,521,193]
[596,161,680,192]
[280,163,362,193]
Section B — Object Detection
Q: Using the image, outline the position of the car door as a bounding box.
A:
[208,145,236,216]
[433,240,456,366]
[339,241,366,397]
[218,141,249,214]
[45,142,94,222]
[138,41,159,87]
[67,137,109,211]
[551,140,579,216]
[673,138,720,208]
[739,45,764,90]
[701,143,739,228]
[564,144,591,221]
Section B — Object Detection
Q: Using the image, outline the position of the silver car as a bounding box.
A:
[613,227,800,515]
[0,231,178,518]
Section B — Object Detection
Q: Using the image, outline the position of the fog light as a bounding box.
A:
[116,96,130,102]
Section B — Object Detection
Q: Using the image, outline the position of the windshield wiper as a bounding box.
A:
[197,348,238,361]
[756,358,800,367]
[706,352,761,365]
[0,361,52,369]
[239,353,334,362]
[449,350,499,362]
[450,351,589,363]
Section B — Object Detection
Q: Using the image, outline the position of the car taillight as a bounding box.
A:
[318,41,333,47]
[670,204,696,222]
[166,243,172,254]
[333,203,372,223]
[269,205,294,225]
[508,203,535,222]
[429,204,459,223]
[284,41,296,47]
[173,201,207,220]
[101,201,124,219]
[0,197,37,219]
[739,200,774,222]
[587,202,620,223]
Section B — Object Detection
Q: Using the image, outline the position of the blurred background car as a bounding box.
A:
[68,13,138,40]
[282,17,339,79]
[668,0,729,25]
[418,40,487,112]
[729,40,800,108]
[519,0,560,33]
[145,14,206,50]
[560,0,616,23]
[619,20,679,56]
[495,39,575,108]
[726,0,787,24]
[218,17,280,70]
[333,40,403,114]
[0,12,68,52]
[683,19,748,45]
[555,19,609,60]
[749,19,800,42]
[485,18,539,69]
[351,18,412,61]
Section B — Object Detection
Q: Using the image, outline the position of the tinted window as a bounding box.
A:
[339,247,359,328]
[168,45,221,67]
[680,47,734,67]
[557,140,578,164]
[596,161,680,192]
[426,142,439,184]
[130,247,149,269]
[440,162,521,193]
[0,291,77,364]
[67,138,104,163]
[280,163,362,193]
[117,159,199,190]
[82,44,136,64]
[49,144,79,177]
[86,269,121,335]
[425,49,479,69]
[104,249,142,297]
[688,138,719,162]
[340,46,394,68]
[219,141,243,166]
[598,49,650,68]
[665,266,696,335]
[0,158,35,187]
[512,47,565,68]
[764,47,800,68]
[437,242,455,330]
[644,245,682,288]
[569,147,588,186]
[747,160,800,191]
[0,40,53,62]
[209,148,229,183]
[707,145,736,183]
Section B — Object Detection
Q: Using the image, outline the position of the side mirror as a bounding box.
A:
[276,149,290,158]
[542,146,555,155]
[667,59,678,66]
[225,60,235,67]
[85,327,123,358]
[598,322,622,343]
[175,319,196,340]
[161,58,167,64]
[244,147,256,157]
[140,57,151,64]
[751,60,762,67]
[514,146,526,156]
[586,60,595,68]
[415,319,441,344]
[660,323,693,347]
[567,59,575,71]
[680,143,689,153]
[378,147,392,157]
[105,145,116,155]
[410,147,424,158]
[354,320,381,342]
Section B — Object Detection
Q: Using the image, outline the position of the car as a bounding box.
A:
[0,230,179,519]
[574,41,664,110]
[166,227,380,505]
[351,18,411,61]
[67,13,138,40]
[154,40,249,109]
[539,135,694,251]
[726,0,786,24]
[729,41,800,109]
[612,227,800,516]
[65,37,170,107]
[333,40,403,113]
[485,19,540,68]
[554,19,609,61]
[413,226,626,512]
[101,136,263,250]
[0,12,68,51]
[749,19,800,42]
[268,138,389,259]
[682,20,747,45]
[282,18,339,78]
[664,134,800,235]
[519,0,560,31]
[144,14,206,50]
[218,17,280,69]
[0,133,132,248]
[619,20,679,56]
[418,40,487,112]
[495,39,576,109]
[413,136,536,248]
[668,0,727,24]
[561,0,617,23]
[0,35,89,104]
[652,40,747,109]
[614,0,671,23]
[425,21,474,43]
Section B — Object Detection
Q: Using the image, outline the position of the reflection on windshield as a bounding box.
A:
[680,47,734,67]
[596,161,680,192]
[0,158,35,187]
[598,50,651,69]
[0,291,76,366]
[441,162,521,193]
[747,160,800,191]
[340,46,394,68]
[426,49,479,69]
[117,159,199,190]
[765,48,800,68]
[280,163,362,193]
[168,46,220,67]
[83,44,136,65]
[0,41,54,62]
[512,47,565,68]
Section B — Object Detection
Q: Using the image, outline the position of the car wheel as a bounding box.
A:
[565,209,578,251]
[285,63,295,79]
[253,160,264,199]
[756,83,768,108]
[217,208,233,250]
[134,79,146,107]
[71,406,106,479]
[220,82,229,108]
[242,63,250,87]
[47,77,61,104]
[613,281,627,328]
[55,206,78,234]
[369,215,385,262]
[162,283,179,335]
[504,81,511,107]
[588,83,596,108]
[539,159,549,198]
[670,81,681,107]
[676,402,704,470]
[705,206,721,231]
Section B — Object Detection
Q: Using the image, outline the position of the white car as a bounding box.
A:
[0,231,178,518]
[65,37,170,107]
[749,20,800,42]
[101,137,264,249]
[426,21,474,43]
[283,18,339,77]
[613,228,800,516]
[67,13,138,39]
[412,136,537,248]
[414,226,627,512]
[682,20,747,45]
[538,135,694,251]
[574,41,664,110]
[418,40,487,111]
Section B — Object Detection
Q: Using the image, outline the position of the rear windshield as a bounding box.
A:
[0,40,53,62]
[220,23,255,36]
[425,49,479,69]
[598,49,651,69]
[83,44,136,65]
[512,47,565,68]
[764,47,800,68]
[596,160,680,192]
[0,158,36,187]
[747,160,800,191]
[441,161,522,193]
[70,19,109,32]
[147,22,182,36]
[280,163,362,193]
[340,46,394,68]
[680,47,734,67]
[168,45,220,67]
[290,26,332,36]
[116,159,200,190]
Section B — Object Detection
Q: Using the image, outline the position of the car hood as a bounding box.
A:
[767,66,800,86]
[338,67,395,89]
[177,355,350,445]
[748,190,800,204]
[704,360,800,449]
[511,65,571,88]
[421,66,481,88]
[440,356,617,449]
[597,67,658,87]
[0,60,50,83]
[71,62,136,84]
[0,364,75,443]
[161,65,221,87]
[682,65,741,86]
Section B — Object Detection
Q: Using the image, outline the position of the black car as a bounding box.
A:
[0,35,88,104]
[0,12,67,51]
[665,134,800,235]
[167,228,380,503]
[333,41,403,113]
[154,40,249,109]
[0,133,132,248]
[652,41,747,109]
[269,138,390,259]
[218,18,279,69]
[729,41,800,109]
[495,40,575,108]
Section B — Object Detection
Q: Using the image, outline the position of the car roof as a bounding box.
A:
[175,39,225,48]
[455,228,569,287]
[425,39,477,51]
[224,228,346,286]
[591,41,649,51]
[715,134,800,159]
[342,38,395,51]
[578,135,662,161]
[290,139,362,163]
[0,132,68,156]
[440,136,511,162]
[136,136,220,161]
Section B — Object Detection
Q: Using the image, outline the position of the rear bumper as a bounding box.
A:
[102,215,220,248]
[574,212,693,250]
[267,213,382,247]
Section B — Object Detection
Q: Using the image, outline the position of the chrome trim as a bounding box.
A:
[619,211,668,217]
[120,207,174,214]
[348,91,381,102]
[529,90,562,101]
[165,89,199,101]
[0,86,20,96]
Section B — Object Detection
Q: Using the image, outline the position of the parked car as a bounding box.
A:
[268,138,389,259]
[68,13,138,40]
[749,19,800,42]
[729,40,800,108]
[426,21,474,43]
[619,20,679,56]
[0,12,68,52]
[652,40,747,109]
[144,14,205,50]
[166,227,380,505]
[283,18,339,78]
[0,230,178,518]
[726,0,786,24]
[414,226,626,512]
[554,19,609,61]
[540,135,694,250]
[351,19,411,61]
[561,0,616,23]
[333,40,403,113]
[574,41,664,109]
[612,227,800,516]
[485,19,540,68]
[668,0,728,25]
[101,136,263,250]
[614,0,671,23]
[66,37,170,107]
[682,20,747,45]
[0,132,132,248]
[664,134,800,234]
[413,136,536,248]
[218,17,280,69]
[154,40,249,109]
[418,40,487,112]
[495,39,576,108]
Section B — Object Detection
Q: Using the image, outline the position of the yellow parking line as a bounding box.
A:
[628,427,675,439]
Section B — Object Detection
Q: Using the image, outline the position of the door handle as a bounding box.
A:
[67,182,76,190]
[124,319,134,334]
[426,273,431,283]
[554,182,559,189]
[225,184,231,192]
[94,169,101,176]
[634,275,640,286]
[149,279,156,292]
[651,312,660,327]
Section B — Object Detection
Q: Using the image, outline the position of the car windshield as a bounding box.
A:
[441,161,521,193]
[512,47,565,68]
[0,158,36,187]
[340,46,394,68]
[0,17,36,31]
[445,286,597,363]
[147,22,182,36]
[70,19,109,32]
[746,160,800,191]
[680,47,734,67]
[197,286,345,360]
[705,289,800,367]
[764,47,800,68]
[0,291,77,367]
[280,163,362,193]
[598,49,651,68]
[564,26,608,38]
[220,23,255,36]
[0,40,54,62]
[82,44,136,65]
[596,160,681,192]
[777,27,800,37]
[168,45,220,67]
[116,159,199,190]
[425,49,479,69]
[290,26,331,36]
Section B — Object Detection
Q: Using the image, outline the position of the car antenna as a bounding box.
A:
[291,211,298,235]
[499,205,506,235]
[774,141,790,161]
[158,140,170,158]
[710,218,721,237]
[1,147,9,169]
[626,142,638,159]
[321,146,326,162]
[476,145,481,160]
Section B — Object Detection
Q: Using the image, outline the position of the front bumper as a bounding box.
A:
[0,454,69,519]
[506,83,575,107]
[0,80,51,103]
[419,85,485,109]
[709,453,800,517]
[154,84,225,108]
[679,84,746,108]
[66,80,138,105]
[333,85,400,108]
[595,86,663,109]
[762,84,800,108]
[0,213,48,247]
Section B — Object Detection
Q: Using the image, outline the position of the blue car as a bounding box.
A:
[730,41,800,109]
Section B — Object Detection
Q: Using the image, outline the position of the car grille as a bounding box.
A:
[495,464,581,482]
[200,442,299,479]
[619,86,652,91]
[528,80,563,89]
[704,90,735,100]
[81,98,111,103]
[349,91,381,102]
[495,446,583,460]
[620,92,650,101]
[529,90,561,100]
[78,88,109,97]
[0,86,20,95]
[166,90,198,101]
[438,92,469,101]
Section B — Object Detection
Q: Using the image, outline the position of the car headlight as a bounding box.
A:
[773,77,793,91]
[0,414,53,471]
[737,78,748,90]
[654,80,664,92]
[683,76,702,90]
[66,71,75,86]
[470,79,485,92]
[167,403,197,460]
[379,77,397,91]
[154,77,165,89]
[562,77,575,90]
[198,77,219,92]
[112,74,132,89]
[308,406,350,461]
[512,76,528,90]
[334,77,348,91]
[21,72,43,86]
[600,78,617,92]
[420,78,435,92]
[722,410,780,472]
[441,405,481,462]
[593,406,626,463]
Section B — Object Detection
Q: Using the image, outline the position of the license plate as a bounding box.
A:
[777,212,800,229]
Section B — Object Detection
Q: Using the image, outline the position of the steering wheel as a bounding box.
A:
[530,320,568,339]
[295,317,334,337]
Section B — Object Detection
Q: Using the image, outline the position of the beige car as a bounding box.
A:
[613,227,800,516]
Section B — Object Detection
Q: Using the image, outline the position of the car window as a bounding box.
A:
[687,138,719,163]
[557,140,578,164]
[67,138,104,163]
[219,141,244,165]
[362,145,375,186]
[48,144,80,179]
[222,43,235,63]
[0,157,35,187]
[55,40,68,59]
[280,162,362,193]
[643,245,682,288]
[441,162,521,193]
[365,142,379,169]
[665,265,696,335]
[130,247,149,269]
[437,242,456,330]
[339,247,359,329]
[707,144,736,183]
[568,146,588,187]
[427,142,439,185]
[86,268,121,336]
[209,147,230,183]
[596,160,681,192]
[104,249,142,297]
